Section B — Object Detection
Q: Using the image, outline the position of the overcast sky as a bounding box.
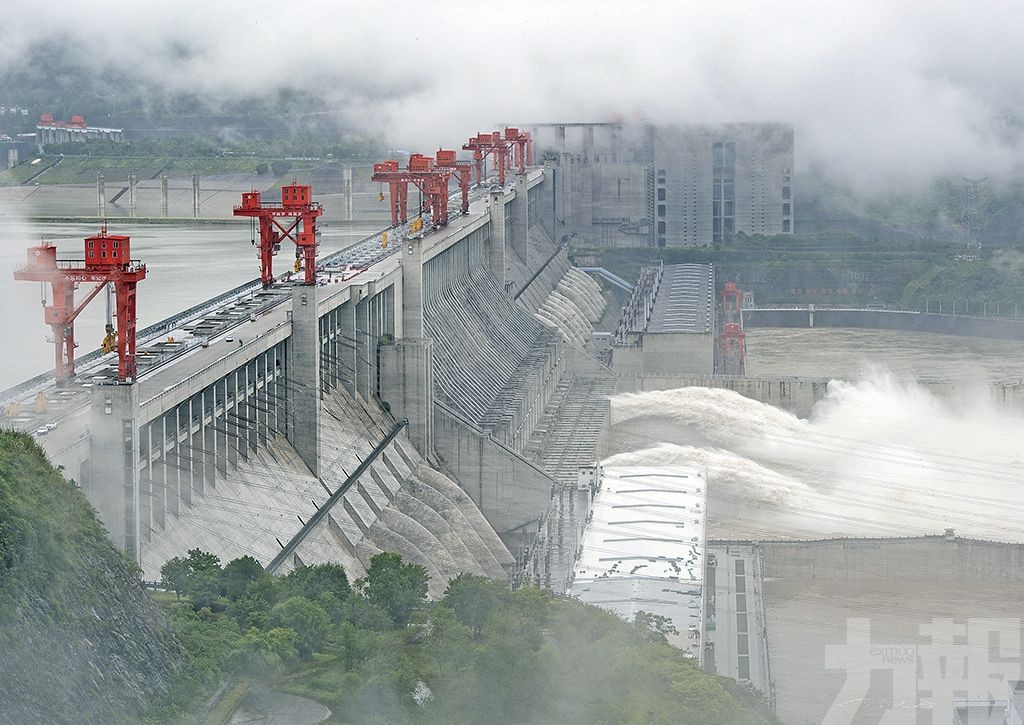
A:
[4,0,1024,186]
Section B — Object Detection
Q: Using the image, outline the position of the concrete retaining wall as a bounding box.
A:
[713,536,1024,583]
[744,308,1024,341]
[433,402,556,548]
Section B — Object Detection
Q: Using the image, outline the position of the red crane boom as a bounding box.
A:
[14,229,147,384]
[233,182,323,286]
[461,127,532,186]
[371,150,471,230]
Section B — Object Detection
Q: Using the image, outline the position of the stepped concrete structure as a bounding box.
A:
[611,263,717,377]
[2,166,612,590]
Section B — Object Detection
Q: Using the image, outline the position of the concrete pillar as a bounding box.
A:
[555,124,566,151]
[541,161,556,241]
[89,384,140,559]
[487,189,507,287]
[128,172,137,218]
[531,126,541,163]
[340,298,358,396]
[192,174,200,218]
[355,293,372,396]
[289,285,321,477]
[400,235,425,339]
[583,125,595,162]
[343,167,353,221]
[514,174,530,262]
[378,338,434,456]
[611,125,620,163]
[96,173,105,217]
[160,174,168,218]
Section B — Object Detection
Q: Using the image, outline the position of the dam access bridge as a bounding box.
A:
[2,163,614,589]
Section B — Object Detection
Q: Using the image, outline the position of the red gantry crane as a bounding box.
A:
[461,127,532,186]
[371,150,471,229]
[233,182,323,286]
[718,283,746,375]
[14,228,147,385]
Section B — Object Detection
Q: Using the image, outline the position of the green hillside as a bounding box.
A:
[153,552,778,725]
[0,431,184,724]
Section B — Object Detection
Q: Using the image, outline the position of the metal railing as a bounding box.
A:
[265,418,408,575]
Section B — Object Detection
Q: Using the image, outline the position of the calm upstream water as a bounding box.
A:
[0,219,380,390]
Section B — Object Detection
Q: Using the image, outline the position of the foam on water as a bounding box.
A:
[609,370,1024,541]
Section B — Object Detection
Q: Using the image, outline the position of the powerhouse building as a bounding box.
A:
[534,122,794,247]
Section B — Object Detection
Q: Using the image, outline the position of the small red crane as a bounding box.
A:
[718,283,746,375]
[371,151,471,229]
[233,182,323,286]
[461,128,532,186]
[434,149,472,217]
[719,322,747,375]
[14,228,147,385]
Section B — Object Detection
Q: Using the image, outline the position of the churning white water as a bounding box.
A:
[608,372,1024,541]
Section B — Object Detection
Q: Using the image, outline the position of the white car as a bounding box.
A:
[35,427,48,436]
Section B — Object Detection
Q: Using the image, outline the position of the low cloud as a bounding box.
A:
[3,0,1023,186]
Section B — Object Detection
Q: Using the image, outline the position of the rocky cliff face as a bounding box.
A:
[0,431,184,724]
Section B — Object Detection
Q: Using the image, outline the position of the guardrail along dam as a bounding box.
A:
[2,167,614,589]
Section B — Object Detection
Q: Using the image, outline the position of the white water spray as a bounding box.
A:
[608,372,1024,541]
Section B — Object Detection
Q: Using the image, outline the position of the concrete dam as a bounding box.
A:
[3,166,613,588]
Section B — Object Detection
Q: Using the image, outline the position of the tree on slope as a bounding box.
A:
[358,553,428,625]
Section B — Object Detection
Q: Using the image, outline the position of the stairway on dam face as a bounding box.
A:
[507,226,572,313]
[422,227,616,588]
[140,385,512,596]
[425,265,566,451]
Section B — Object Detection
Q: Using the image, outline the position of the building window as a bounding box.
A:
[658,205,666,218]
[112,240,118,248]
[657,169,665,177]
[712,140,736,243]
[657,188,666,201]
[657,221,666,234]
[783,203,791,216]
[783,185,791,200]
[783,219,791,233]
[657,235,666,248]
[101,251,107,258]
